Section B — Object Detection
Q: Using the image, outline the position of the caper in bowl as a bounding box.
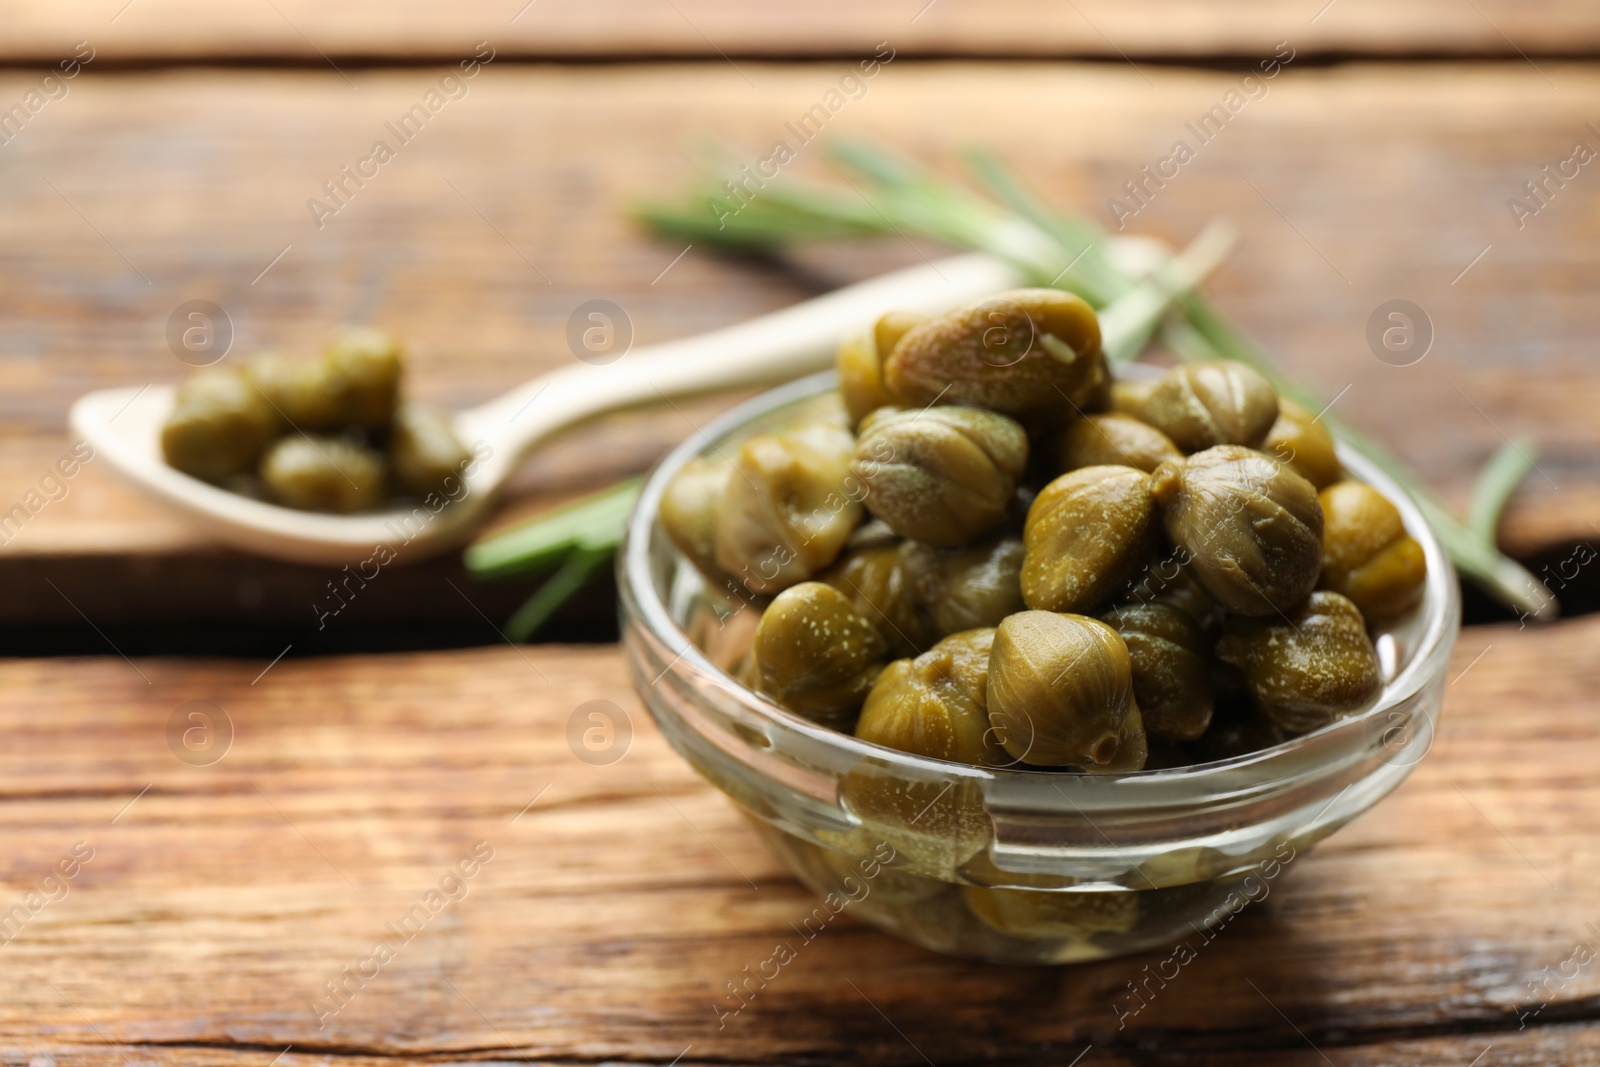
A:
[623,292,1459,964]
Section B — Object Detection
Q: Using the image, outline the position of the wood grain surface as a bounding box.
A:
[1,61,1598,630]
[2,0,1599,63]
[0,615,1594,1065]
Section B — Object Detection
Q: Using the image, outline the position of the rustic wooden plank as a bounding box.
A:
[0,1031,1594,1067]
[1,1032,1597,1067]
[1,62,1597,627]
[2,0,1599,63]
[0,615,1596,1062]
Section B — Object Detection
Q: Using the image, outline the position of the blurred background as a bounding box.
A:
[3,0,1597,655]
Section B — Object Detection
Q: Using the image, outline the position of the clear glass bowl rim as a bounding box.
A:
[620,369,1462,789]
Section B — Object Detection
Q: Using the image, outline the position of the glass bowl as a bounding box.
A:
[619,371,1460,964]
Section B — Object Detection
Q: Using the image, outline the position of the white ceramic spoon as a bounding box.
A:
[71,253,1031,567]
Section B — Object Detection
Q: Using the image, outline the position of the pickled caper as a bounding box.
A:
[1102,603,1214,742]
[715,424,862,594]
[884,289,1105,429]
[1185,696,1288,763]
[1318,480,1427,619]
[165,326,425,512]
[963,885,1138,942]
[259,434,387,513]
[1022,466,1158,614]
[1216,590,1382,734]
[247,351,342,430]
[911,536,1027,638]
[1263,397,1342,489]
[160,367,282,483]
[660,456,733,579]
[855,628,1004,767]
[389,403,471,498]
[1057,413,1182,474]
[750,582,888,730]
[1151,446,1323,617]
[838,310,926,427]
[1107,378,1154,418]
[1141,360,1279,452]
[1117,550,1218,628]
[321,326,403,428]
[819,538,935,658]
[1100,701,1149,772]
[986,610,1145,770]
[249,328,402,432]
[854,405,1028,548]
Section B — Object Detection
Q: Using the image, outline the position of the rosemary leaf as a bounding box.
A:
[1468,439,1538,545]
[465,478,640,582]
[502,541,615,642]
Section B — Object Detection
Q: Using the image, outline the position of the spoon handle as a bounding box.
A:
[460,253,1024,481]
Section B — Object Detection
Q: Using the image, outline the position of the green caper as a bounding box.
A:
[1107,377,1154,418]
[855,628,1004,766]
[321,326,403,428]
[842,629,998,867]
[1318,480,1428,620]
[751,582,888,730]
[259,434,387,513]
[714,424,862,595]
[1116,550,1218,627]
[1058,413,1182,474]
[853,406,1028,548]
[1100,701,1148,772]
[884,289,1105,429]
[819,538,935,658]
[660,456,732,579]
[1151,446,1323,617]
[1216,590,1382,734]
[389,403,471,498]
[248,329,402,432]
[1185,697,1288,763]
[247,351,341,430]
[837,310,926,427]
[1021,465,1158,614]
[1263,397,1342,489]
[875,310,926,363]
[1102,603,1214,742]
[986,610,1144,769]
[910,536,1026,638]
[1141,360,1279,452]
[160,366,282,483]
[963,885,1138,942]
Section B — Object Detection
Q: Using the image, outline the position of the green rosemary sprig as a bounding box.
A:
[464,479,640,640]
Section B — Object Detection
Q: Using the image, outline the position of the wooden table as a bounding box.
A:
[2,6,1598,1064]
